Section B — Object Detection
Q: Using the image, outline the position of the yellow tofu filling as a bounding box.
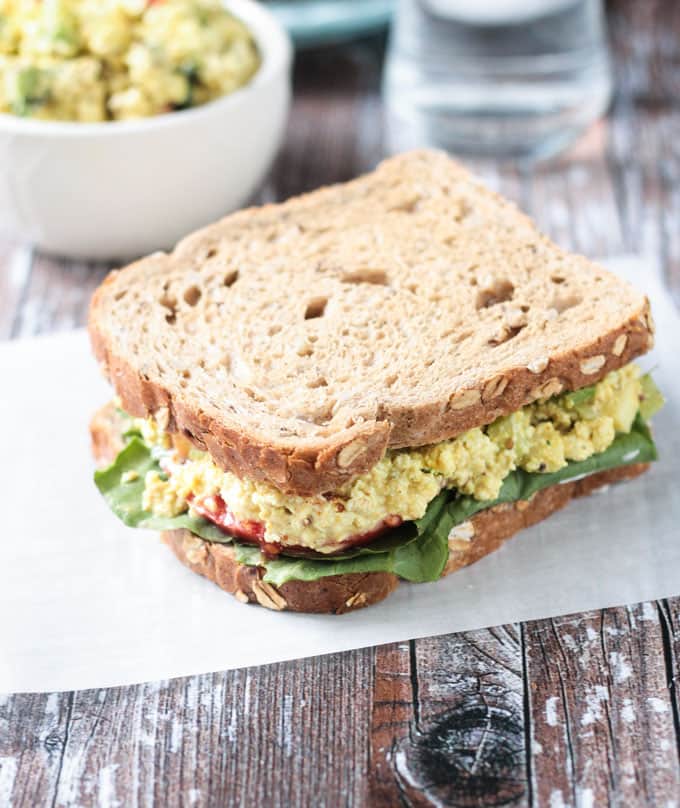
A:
[0,0,259,122]
[140,364,642,553]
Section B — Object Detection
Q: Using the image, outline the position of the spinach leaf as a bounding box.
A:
[94,438,231,542]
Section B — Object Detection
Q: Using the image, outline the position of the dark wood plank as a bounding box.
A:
[608,0,680,299]
[609,0,680,108]
[370,630,528,807]
[0,650,373,808]
[8,254,110,339]
[0,243,32,339]
[524,605,680,806]
[659,599,680,761]
[269,38,385,203]
[0,692,72,808]
[370,642,414,806]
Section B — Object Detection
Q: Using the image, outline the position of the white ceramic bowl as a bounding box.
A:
[0,0,292,260]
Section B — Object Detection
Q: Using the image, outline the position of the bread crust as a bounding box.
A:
[91,401,648,614]
[89,151,655,496]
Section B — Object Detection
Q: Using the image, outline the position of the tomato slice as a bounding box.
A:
[189,493,402,559]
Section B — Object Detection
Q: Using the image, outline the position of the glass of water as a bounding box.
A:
[383,0,613,159]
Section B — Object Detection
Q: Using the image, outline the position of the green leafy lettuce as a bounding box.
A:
[95,377,663,587]
[94,438,230,542]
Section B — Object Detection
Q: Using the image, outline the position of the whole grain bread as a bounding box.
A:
[91,402,648,614]
[89,150,654,496]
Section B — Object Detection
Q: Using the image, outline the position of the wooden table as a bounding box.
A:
[1,2,679,805]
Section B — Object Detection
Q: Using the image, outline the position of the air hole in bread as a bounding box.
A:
[159,293,177,311]
[297,344,314,357]
[385,373,398,387]
[552,292,581,313]
[268,324,282,336]
[476,279,514,309]
[488,324,525,346]
[341,268,389,286]
[307,377,328,388]
[114,289,127,301]
[160,291,178,325]
[520,304,530,312]
[183,285,202,307]
[406,283,418,294]
[224,270,239,287]
[205,247,217,260]
[305,297,328,320]
[182,369,191,379]
[551,275,566,284]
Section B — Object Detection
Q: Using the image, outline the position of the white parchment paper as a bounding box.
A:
[1,257,678,694]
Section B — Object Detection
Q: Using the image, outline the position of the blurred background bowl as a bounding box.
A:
[0,0,292,261]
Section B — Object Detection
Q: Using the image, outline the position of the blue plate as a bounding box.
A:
[264,0,394,48]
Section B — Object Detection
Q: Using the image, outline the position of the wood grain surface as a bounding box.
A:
[1,1,679,806]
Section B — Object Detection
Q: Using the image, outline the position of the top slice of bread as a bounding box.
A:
[89,150,654,496]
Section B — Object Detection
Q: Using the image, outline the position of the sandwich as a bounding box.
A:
[89,150,664,613]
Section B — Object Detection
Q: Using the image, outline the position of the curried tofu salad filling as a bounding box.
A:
[0,0,260,122]
[95,363,664,585]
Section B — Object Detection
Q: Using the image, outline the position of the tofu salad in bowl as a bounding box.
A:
[0,0,261,121]
[0,0,292,258]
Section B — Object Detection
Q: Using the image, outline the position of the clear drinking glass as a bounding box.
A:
[383,0,613,159]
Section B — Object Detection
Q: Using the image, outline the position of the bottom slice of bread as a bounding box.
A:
[162,463,647,614]
[90,403,648,614]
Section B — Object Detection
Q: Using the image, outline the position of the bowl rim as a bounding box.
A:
[0,0,292,138]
